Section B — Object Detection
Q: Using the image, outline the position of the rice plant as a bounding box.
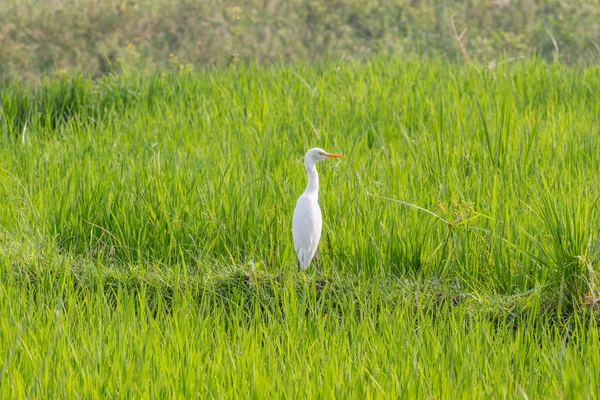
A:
[1,57,599,397]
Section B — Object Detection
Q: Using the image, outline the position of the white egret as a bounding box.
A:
[292,148,343,271]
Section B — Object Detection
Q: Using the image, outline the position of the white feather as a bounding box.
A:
[292,193,322,269]
[291,148,342,270]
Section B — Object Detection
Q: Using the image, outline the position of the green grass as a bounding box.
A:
[1,57,600,397]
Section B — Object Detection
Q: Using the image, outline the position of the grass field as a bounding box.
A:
[1,58,600,397]
[3,0,600,80]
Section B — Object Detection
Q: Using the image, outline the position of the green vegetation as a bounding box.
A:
[1,0,599,81]
[1,58,600,397]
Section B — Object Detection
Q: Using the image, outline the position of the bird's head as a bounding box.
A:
[304,148,343,166]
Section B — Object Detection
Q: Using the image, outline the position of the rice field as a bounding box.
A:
[1,58,599,397]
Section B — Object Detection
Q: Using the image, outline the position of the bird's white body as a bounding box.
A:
[292,148,342,270]
[292,189,322,270]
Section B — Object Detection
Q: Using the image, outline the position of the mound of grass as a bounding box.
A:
[2,254,600,397]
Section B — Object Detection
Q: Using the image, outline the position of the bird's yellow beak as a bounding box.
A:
[325,153,343,158]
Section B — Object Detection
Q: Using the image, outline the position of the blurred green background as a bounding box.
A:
[2,0,599,81]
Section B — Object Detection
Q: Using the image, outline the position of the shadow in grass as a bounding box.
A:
[6,261,600,333]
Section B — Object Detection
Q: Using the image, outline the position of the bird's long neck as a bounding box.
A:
[303,160,319,196]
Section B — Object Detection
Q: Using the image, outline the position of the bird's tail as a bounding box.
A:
[297,247,311,270]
